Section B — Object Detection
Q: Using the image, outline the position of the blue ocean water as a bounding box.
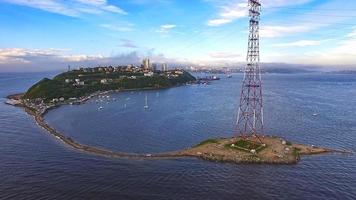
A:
[0,72,355,200]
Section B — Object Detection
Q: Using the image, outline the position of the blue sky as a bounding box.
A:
[1,0,356,71]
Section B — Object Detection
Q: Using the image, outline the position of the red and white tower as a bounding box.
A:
[236,0,263,141]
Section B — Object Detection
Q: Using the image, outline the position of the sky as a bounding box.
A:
[1,0,356,72]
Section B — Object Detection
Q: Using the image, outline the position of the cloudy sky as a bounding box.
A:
[1,0,356,71]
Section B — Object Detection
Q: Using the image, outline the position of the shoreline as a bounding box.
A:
[5,91,349,164]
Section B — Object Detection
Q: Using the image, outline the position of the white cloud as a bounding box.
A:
[209,52,241,59]
[273,40,323,47]
[100,23,134,32]
[3,0,127,17]
[156,24,177,33]
[260,25,312,38]
[208,19,233,26]
[0,48,177,72]
[161,24,176,29]
[263,29,356,65]
[207,0,313,27]
[128,0,171,5]
[75,0,107,6]
[347,29,356,38]
[208,2,247,26]
[315,30,356,64]
[119,39,138,48]
[0,48,103,64]
[101,5,126,14]
[262,0,313,7]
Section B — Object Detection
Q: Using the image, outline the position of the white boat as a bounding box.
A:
[144,94,149,109]
[312,113,319,116]
[98,106,104,110]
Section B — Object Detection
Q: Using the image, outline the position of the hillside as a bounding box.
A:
[23,69,196,102]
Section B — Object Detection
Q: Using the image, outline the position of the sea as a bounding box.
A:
[0,71,355,200]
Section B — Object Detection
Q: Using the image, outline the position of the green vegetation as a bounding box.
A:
[225,139,266,153]
[293,148,301,157]
[23,69,196,102]
[195,139,219,147]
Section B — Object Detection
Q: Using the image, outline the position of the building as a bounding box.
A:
[143,58,150,70]
[74,79,85,86]
[100,79,108,84]
[65,79,72,83]
[152,63,157,71]
[174,70,184,75]
[100,79,113,84]
[144,72,154,77]
[161,63,168,72]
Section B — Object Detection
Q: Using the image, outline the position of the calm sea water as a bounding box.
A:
[0,71,355,200]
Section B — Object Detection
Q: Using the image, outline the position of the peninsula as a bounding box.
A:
[22,65,195,104]
[6,89,344,164]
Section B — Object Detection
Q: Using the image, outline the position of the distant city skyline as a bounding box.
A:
[1,0,356,71]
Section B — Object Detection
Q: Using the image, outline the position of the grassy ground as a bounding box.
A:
[226,139,266,153]
[194,139,218,147]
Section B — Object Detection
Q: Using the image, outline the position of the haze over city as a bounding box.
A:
[1,0,356,72]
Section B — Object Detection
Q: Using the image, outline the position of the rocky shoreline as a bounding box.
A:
[5,93,348,164]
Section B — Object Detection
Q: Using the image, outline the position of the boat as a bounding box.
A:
[144,94,149,109]
[227,74,232,78]
[312,113,319,116]
[98,106,104,110]
[212,76,220,80]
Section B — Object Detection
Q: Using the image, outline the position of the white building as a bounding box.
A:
[143,58,150,70]
[100,79,113,84]
[175,70,183,75]
[144,72,154,77]
[161,63,168,72]
[73,79,85,86]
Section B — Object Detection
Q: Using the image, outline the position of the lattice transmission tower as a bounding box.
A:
[235,0,263,141]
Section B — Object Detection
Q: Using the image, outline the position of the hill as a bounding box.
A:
[23,68,196,102]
